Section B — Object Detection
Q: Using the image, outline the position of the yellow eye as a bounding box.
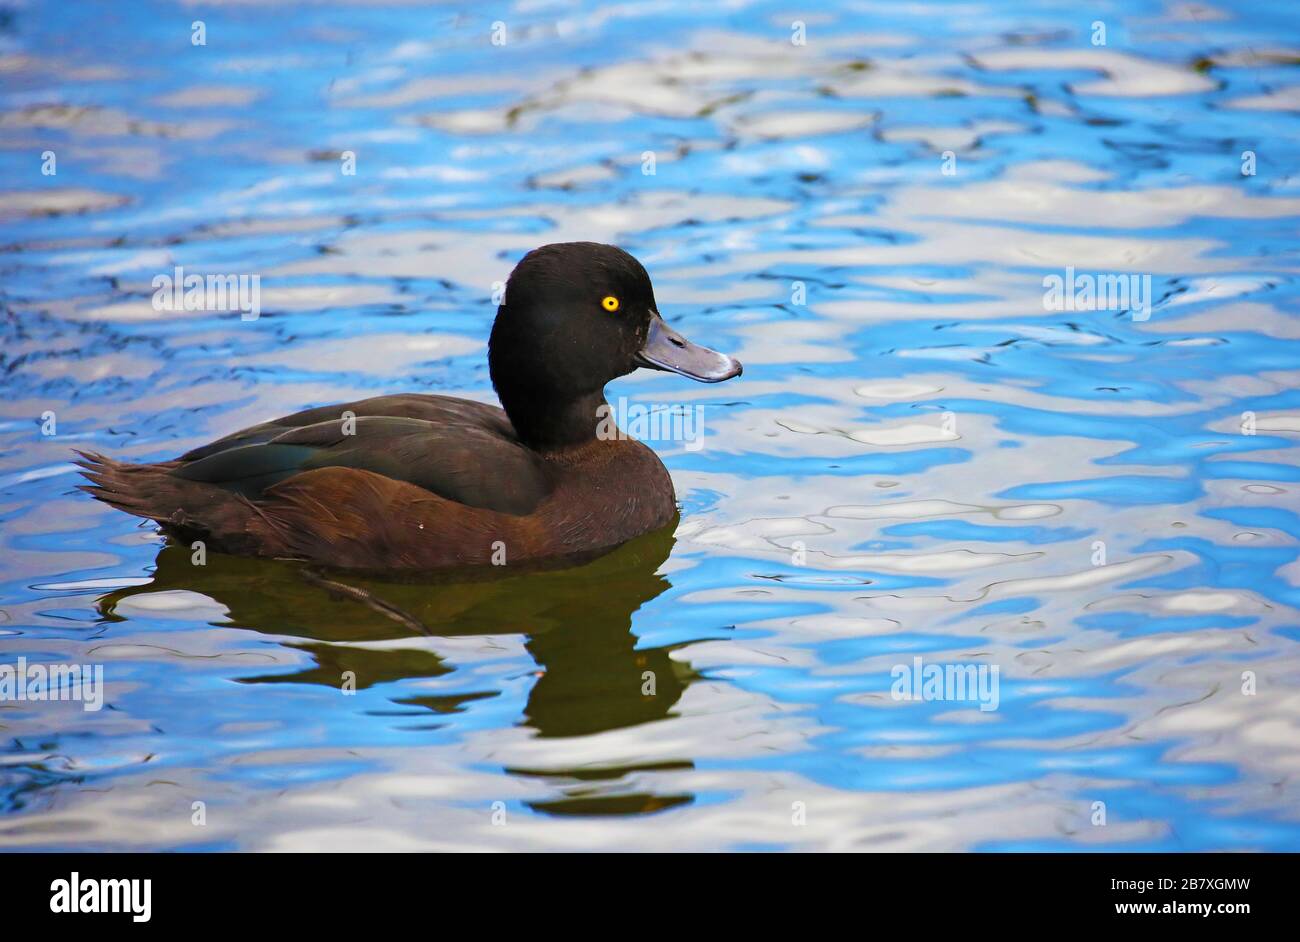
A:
[601,295,620,313]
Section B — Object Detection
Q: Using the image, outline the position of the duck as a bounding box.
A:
[77,242,742,572]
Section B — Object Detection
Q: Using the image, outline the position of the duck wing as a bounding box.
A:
[179,394,515,460]
[173,399,549,517]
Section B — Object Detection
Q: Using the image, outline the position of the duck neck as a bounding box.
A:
[497,384,609,452]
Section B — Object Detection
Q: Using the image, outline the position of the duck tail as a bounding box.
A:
[74,450,193,526]
[75,450,295,557]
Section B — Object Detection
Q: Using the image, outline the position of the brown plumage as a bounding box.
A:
[76,429,675,571]
[77,243,741,572]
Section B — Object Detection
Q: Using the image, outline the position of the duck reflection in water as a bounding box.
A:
[97,525,697,816]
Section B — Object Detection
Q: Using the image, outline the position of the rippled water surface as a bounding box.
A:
[2,0,1300,851]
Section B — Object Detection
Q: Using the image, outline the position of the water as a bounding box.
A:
[2,0,1299,851]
